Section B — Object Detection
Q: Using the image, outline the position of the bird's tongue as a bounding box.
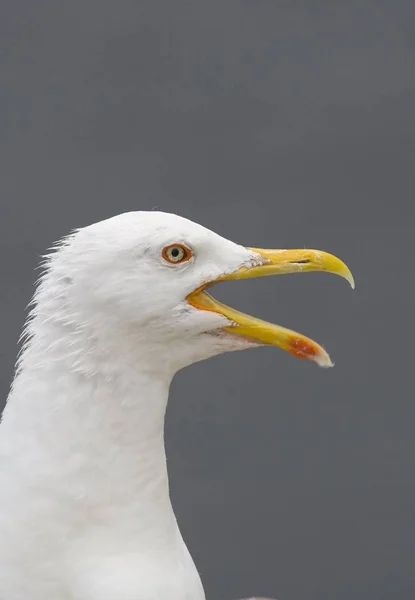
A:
[187,289,333,368]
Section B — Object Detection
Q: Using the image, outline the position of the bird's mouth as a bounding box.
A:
[186,248,354,368]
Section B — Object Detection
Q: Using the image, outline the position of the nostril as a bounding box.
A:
[290,259,310,264]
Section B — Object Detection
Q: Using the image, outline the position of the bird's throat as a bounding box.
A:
[1,323,205,600]
[3,349,179,548]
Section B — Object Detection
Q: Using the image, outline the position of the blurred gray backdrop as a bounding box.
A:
[1,2,414,599]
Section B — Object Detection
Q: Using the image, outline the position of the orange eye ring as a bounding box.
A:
[162,243,193,264]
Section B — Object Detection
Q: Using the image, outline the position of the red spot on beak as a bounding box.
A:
[288,338,319,360]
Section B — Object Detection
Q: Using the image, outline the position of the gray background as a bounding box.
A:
[1,1,414,599]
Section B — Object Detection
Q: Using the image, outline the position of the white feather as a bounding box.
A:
[0,212,263,600]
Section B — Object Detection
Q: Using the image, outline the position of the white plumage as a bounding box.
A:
[0,211,352,600]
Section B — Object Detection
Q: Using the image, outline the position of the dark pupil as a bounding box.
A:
[171,247,180,258]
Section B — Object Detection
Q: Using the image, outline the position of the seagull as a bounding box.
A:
[0,212,353,600]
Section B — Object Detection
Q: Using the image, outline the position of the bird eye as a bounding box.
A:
[162,243,192,264]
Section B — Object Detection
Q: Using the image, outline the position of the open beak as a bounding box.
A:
[186,248,354,368]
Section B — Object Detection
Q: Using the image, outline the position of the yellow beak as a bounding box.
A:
[186,248,354,368]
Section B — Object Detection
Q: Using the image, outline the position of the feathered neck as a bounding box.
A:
[0,248,206,600]
[1,265,179,548]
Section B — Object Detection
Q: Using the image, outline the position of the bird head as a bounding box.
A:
[45,211,353,374]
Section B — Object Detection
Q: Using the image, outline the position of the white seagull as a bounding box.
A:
[0,212,353,600]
